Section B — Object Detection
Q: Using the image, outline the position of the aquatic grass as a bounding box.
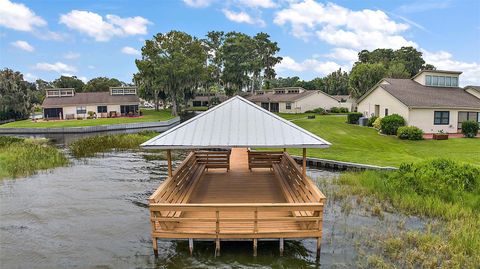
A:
[0,136,68,179]
[69,131,159,158]
[338,159,480,267]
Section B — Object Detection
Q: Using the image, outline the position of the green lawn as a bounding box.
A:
[1,109,175,128]
[279,114,480,167]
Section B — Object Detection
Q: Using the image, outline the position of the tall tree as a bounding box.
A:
[0,69,33,120]
[387,62,410,78]
[348,63,386,99]
[393,46,425,77]
[322,68,349,95]
[135,30,207,116]
[83,77,124,92]
[251,33,282,92]
[53,75,85,93]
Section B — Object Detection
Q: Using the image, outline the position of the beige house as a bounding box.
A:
[42,87,140,119]
[247,87,345,113]
[357,70,480,133]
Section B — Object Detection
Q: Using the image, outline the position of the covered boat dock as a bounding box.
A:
[141,96,331,257]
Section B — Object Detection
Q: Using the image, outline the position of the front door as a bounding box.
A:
[270,103,279,113]
[374,105,380,117]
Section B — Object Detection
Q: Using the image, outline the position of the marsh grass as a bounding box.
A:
[339,159,480,268]
[69,131,159,158]
[0,136,68,179]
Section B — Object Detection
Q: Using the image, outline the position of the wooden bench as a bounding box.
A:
[247,150,283,170]
[195,150,230,171]
[149,153,207,229]
[272,154,324,229]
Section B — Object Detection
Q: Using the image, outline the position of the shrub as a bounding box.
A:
[305,107,327,114]
[347,112,363,124]
[329,107,349,113]
[397,126,424,140]
[367,116,378,127]
[462,120,479,138]
[372,117,382,129]
[380,114,406,135]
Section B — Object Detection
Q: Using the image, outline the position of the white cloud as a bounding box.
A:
[397,0,451,13]
[11,40,34,52]
[236,0,276,8]
[0,0,46,31]
[275,56,345,76]
[325,48,358,62]
[222,9,265,26]
[24,73,37,82]
[274,0,415,50]
[121,46,140,55]
[422,50,480,86]
[34,62,77,73]
[183,0,214,8]
[64,52,80,59]
[59,10,151,41]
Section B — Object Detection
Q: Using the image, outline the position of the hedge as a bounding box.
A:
[347,112,363,124]
[380,114,406,135]
[397,126,424,140]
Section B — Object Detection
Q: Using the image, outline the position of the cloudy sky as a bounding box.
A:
[0,0,479,85]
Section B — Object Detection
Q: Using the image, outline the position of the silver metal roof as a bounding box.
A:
[141,96,331,149]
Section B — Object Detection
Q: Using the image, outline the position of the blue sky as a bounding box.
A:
[0,0,479,85]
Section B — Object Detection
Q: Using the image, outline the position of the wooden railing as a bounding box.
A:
[247,150,283,169]
[194,150,230,170]
[150,202,324,239]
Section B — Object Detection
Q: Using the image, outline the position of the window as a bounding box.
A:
[434,111,449,125]
[286,102,292,110]
[438,76,445,86]
[384,108,389,116]
[432,76,438,86]
[425,75,432,85]
[261,102,269,110]
[76,106,86,114]
[451,77,458,87]
[97,106,107,113]
[445,77,451,87]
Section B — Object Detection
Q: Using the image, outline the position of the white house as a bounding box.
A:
[247,87,346,113]
[42,87,140,119]
[357,70,480,134]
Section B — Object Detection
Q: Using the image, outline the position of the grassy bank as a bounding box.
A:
[69,131,158,158]
[280,114,480,167]
[337,159,480,268]
[1,109,174,128]
[0,136,68,179]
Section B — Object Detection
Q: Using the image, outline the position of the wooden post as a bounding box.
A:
[253,239,258,257]
[167,149,172,177]
[152,237,158,257]
[302,148,307,180]
[283,148,286,152]
[189,238,194,256]
[215,239,220,257]
[316,237,322,259]
[279,238,284,256]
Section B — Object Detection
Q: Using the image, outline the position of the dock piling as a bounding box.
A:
[279,238,284,256]
[188,238,193,256]
[253,239,258,256]
[153,237,158,257]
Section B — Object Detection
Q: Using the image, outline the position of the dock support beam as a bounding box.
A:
[189,238,193,256]
[167,149,172,177]
[316,237,321,259]
[302,148,307,180]
[279,238,284,256]
[215,239,221,257]
[253,239,258,257]
[153,237,158,257]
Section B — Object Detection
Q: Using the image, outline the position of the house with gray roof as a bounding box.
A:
[357,70,480,133]
[247,87,348,113]
[42,87,140,119]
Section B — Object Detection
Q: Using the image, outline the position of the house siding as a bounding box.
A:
[294,92,341,113]
[409,108,480,133]
[357,86,409,119]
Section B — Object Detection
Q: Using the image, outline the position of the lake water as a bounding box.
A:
[0,151,426,268]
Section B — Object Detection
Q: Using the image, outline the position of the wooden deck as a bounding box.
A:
[149,148,326,256]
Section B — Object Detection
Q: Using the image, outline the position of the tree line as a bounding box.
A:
[267,47,435,99]
[134,30,282,116]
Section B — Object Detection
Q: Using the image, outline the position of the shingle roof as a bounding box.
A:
[247,90,319,102]
[378,79,480,109]
[141,95,331,149]
[465,85,480,91]
[42,92,140,107]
